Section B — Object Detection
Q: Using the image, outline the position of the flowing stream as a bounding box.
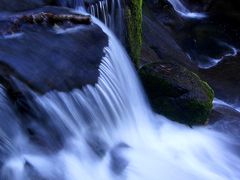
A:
[167,0,207,19]
[0,1,240,180]
[199,42,239,69]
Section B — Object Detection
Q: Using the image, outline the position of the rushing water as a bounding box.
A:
[0,1,240,180]
[86,0,124,39]
[167,0,207,19]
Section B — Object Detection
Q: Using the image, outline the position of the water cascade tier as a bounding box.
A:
[0,1,239,180]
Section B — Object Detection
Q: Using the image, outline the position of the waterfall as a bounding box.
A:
[167,0,207,19]
[0,13,240,179]
[63,0,124,40]
[0,1,240,180]
[87,0,124,41]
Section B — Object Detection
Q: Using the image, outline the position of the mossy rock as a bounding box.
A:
[139,62,214,125]
[124,0,143,67]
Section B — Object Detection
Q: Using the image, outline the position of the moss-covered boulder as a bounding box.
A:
[140,62,214,125]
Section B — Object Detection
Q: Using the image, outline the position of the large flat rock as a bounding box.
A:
[0,7,108,93]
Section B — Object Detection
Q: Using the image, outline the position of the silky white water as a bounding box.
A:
[167,0,207,19]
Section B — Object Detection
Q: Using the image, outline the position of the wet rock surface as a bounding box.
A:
[0,5,108,153]
[142,16,192,67]
[141,4,194,69]
[0,7,108,94]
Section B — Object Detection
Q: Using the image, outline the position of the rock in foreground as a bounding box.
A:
[140,62,214,125]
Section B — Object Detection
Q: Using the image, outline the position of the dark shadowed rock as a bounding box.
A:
[0,7,108,94]
[142,15,194,69]
[0,0,55,12]
[140,62,214,125]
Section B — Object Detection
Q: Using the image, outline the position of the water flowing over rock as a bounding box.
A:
[0,14,239,179]
[0,1,240,180]
[210,98,240,140]
[166,0,207,19]
[57,0,125,41]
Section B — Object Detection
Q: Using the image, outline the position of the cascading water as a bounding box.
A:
[167,0,207,19]
[0,1,240,180]
[199,42,239,69]
[70,0,124,41]
[86,0,123,37]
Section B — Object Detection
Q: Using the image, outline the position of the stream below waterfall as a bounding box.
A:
[0,0,240,180]
[166,0,207,19]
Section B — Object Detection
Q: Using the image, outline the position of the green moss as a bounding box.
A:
[201,81,214,100]
[188,71,214,112]
[125,0,143,67]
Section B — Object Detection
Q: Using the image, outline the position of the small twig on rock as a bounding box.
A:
[1,12,91,36]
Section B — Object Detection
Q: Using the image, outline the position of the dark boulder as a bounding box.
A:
[140,62,214,125]
[0,7,108,94]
